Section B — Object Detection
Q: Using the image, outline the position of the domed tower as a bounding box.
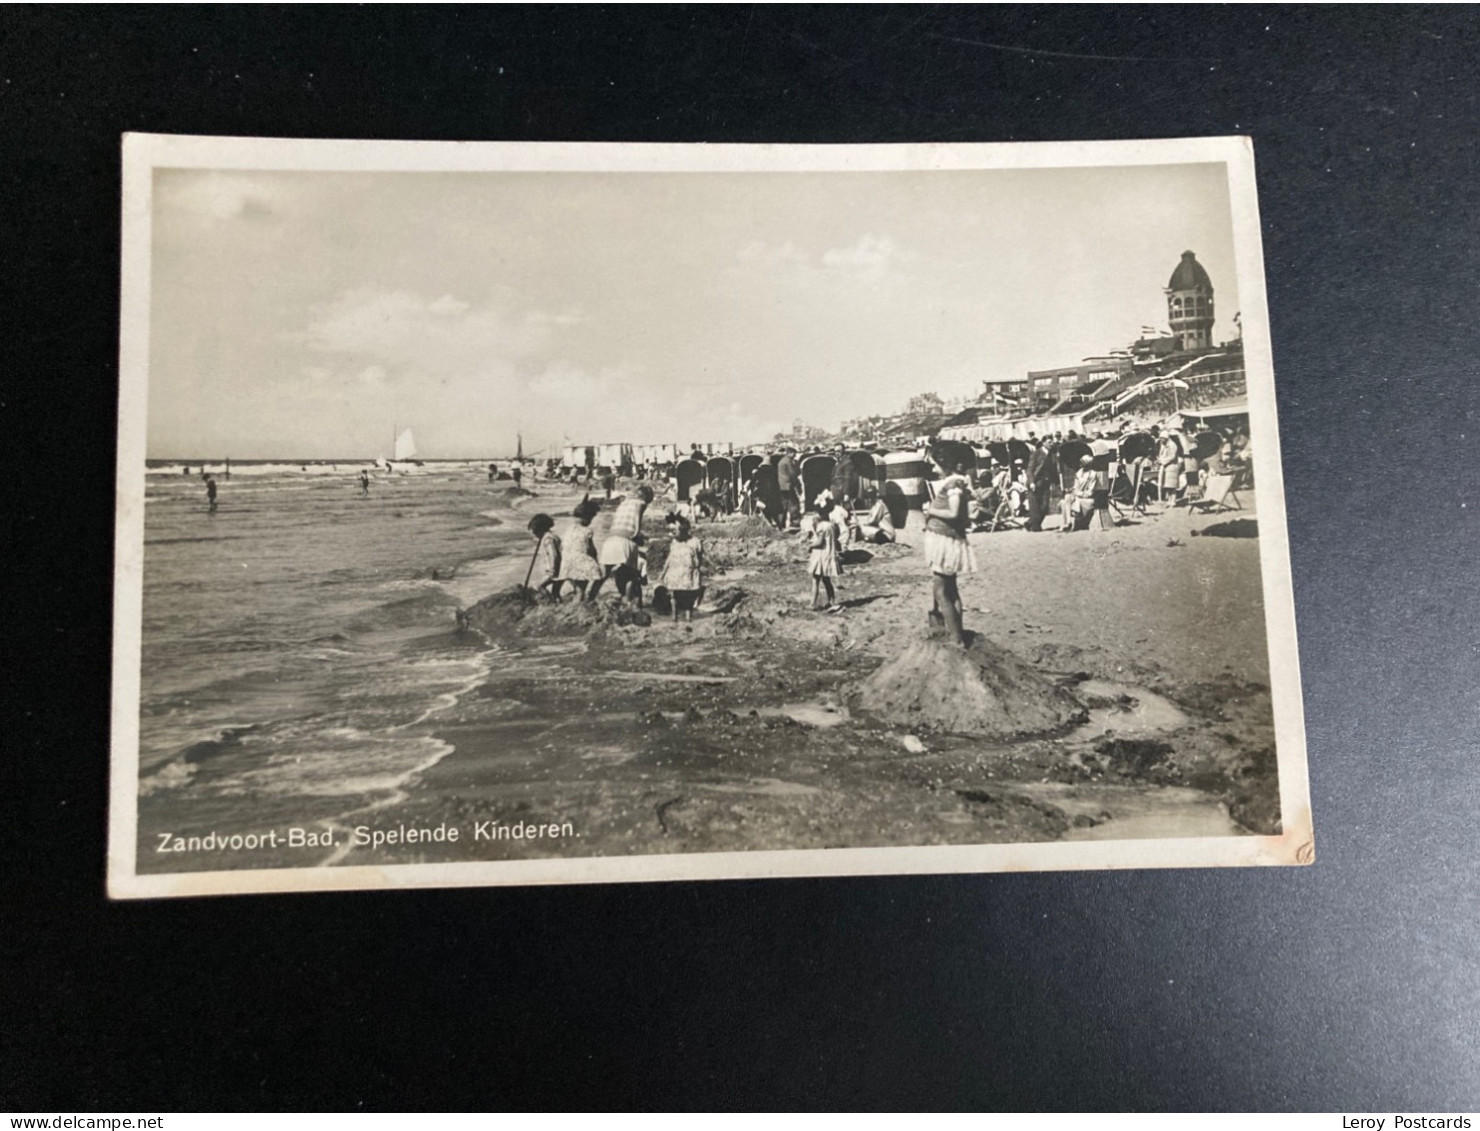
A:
[1166,250,1215,351]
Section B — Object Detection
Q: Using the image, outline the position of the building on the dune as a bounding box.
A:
[942,250,1246,442]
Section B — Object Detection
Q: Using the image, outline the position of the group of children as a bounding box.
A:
[524,491,706,623]
[522,487,878,622]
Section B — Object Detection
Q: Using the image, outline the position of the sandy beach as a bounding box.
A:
[325,477,1280,867]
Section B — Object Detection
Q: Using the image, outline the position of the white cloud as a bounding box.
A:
[526,360,622,402]
[299,288,553,376]
[821,234,896,281]
[736,240,810,268]
[731,234,899,287]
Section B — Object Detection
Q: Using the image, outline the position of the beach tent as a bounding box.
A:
[928,438,977,479]
[595,443,630,472]
[672,457,706,502]
[800,454,837,509]
[749,462,782,523]
[1189,430,1224,460]
[984,438,1032,469]
[738,453,764,481]
[881,449,929,528]
[1118,431,1158,463]
[831,450,883,507]
[829,458,858,506]
[705,456,737,511]
[1056,438,1095,474]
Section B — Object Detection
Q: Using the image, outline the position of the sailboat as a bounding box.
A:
[394,427,417,462]
[376,426,420,472]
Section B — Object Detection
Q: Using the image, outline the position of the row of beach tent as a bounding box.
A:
[663,430,1235,527]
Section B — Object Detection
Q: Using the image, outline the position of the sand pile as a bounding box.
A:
[457,589,534,636]
[847,634,1086,739]
[458,589,653,640]
[519,599,651,635]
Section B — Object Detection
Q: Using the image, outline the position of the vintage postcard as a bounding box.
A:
[109,135,1312,898]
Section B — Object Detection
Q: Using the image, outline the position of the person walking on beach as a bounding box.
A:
[557,498,602,602]
[205,474,218,513]
[525,513,562,601]
[923,462,975,645]
[595,484,653,606]
[660,514,705,623]
[805,501,843,612]
[359,469,370,497]
[512,465,523,489]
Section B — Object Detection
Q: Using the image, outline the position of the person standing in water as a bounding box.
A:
[205,474,218,513]
[359,469,370,497]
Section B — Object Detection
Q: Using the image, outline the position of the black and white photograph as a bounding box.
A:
[109,135,1311,898]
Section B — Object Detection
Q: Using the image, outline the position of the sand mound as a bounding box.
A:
[457,589,535,636]
[519,599,651,635]
[847,634,1086,739]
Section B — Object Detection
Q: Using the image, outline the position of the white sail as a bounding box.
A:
[394,428,417,461]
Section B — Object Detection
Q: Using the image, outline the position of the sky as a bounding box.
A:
[147,162,1241,460]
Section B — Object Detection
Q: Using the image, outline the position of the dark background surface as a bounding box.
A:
[4,6,1477,1111]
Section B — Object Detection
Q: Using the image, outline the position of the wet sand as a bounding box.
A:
[327,480,1281,867]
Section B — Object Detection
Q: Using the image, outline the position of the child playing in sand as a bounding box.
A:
[558,498,602,602]
[660,514,705,623]
[806,501,842,612]
[525,513,562,601]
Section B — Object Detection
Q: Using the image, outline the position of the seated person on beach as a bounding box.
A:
[660,514,705,623]
[856,496,896,544]
[595,484,653,606]
[832,502,856,543]
[556,498,602,602]
[526,513,562,600]
[1061,455,1098,532]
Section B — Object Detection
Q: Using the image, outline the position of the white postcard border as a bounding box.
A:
[109,134,1314,899]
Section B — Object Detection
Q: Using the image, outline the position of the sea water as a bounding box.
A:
[134,463,534,868]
